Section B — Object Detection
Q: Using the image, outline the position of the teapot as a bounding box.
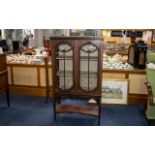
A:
[35,48,41,55]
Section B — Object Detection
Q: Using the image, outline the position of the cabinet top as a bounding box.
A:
[50,36,103,40]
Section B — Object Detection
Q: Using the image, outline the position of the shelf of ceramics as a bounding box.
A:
[103,53,131,69]
[103,50,128,55]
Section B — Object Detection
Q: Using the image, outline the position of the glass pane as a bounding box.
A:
[80,43,98,92]
[56,43,73,90]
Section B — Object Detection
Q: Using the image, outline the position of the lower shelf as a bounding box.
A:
[56,104,99,116]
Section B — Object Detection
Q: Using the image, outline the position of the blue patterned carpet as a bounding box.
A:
[0,93,149,126]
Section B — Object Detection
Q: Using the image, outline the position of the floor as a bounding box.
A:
[0,93,149,126]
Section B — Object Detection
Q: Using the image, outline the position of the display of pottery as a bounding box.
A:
[103,53,133,70]
[7,54,35,64]
[103,43,129,51]
[7,54,44,64]
[6,51,134,70]
[6,47,49,64]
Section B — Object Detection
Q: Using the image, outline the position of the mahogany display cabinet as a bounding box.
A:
[50,37,103,125]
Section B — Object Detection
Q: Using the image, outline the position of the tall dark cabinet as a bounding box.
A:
[50,37,103,125]
[0,54,10,107]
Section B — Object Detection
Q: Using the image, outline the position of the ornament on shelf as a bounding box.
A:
[121,30,128,44]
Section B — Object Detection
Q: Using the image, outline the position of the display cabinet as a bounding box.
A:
[0,54,10,107]
[50,37,103,125]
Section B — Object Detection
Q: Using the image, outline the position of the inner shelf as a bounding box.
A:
[56,56,98,61]
[57,71,97,77]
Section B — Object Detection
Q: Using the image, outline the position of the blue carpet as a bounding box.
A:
[0,93,149,126]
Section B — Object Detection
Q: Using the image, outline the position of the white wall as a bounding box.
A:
[34,29,51,47]
[1,29,6,39]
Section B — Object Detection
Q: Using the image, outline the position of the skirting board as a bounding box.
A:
[9,86,53,97]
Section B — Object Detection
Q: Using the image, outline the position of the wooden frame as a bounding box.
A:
[102,78,129,105]
[103,68,147,104]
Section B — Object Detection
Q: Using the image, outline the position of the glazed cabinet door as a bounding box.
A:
[80,42,99,92]
[55,42,74,91]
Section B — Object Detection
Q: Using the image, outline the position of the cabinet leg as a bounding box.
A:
[58,97,61,104]
[53,100,57,121]
[97,98,101,126]
[45,90,49,104]
[98,104,101,125]
[6,89,10,107]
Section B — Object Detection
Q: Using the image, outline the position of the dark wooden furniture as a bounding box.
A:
[128,41,147,69]
[0,54,10,107]
[50,37,103,125]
